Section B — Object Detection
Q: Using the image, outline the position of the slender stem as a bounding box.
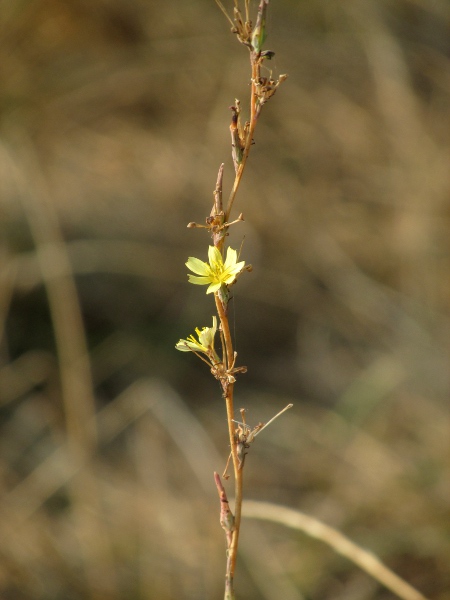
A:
[215,292,244,600]
[215,294,238,469]
[215,295,234,366]
[225,57,260,222]
[229,462,244,574]
[213,11,271,599]
[217,46,263,600]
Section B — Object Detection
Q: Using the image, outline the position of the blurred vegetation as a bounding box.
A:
[0,0,449,598]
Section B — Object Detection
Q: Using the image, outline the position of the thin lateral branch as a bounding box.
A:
[252,403,293,438]
[219,326,227,371]
[213,163,225,216]
[243,501,430,600]
[214,472,235,549]
[210,163,226,248]
[230,102,244,174]
[244,0,250,23]
[215,0,235,28]
[215,293,234,370]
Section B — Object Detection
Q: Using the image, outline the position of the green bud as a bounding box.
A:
[218,283,230,307]
[252,0,269,54]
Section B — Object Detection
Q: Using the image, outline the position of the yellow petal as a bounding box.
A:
[186,257,210,275]
[187,275,210,285]
[208,245,223,267]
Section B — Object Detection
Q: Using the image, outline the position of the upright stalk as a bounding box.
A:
[215,294,242,599]
[176,2,286,598]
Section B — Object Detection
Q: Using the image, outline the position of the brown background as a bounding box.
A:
[0,1,449,598]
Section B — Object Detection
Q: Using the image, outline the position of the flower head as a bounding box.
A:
[175,316,219,362]
[186,246,245,294]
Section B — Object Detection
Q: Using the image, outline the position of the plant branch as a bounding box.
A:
[183,3,286,599]
[214,290,243,599]
[225,60,259,222]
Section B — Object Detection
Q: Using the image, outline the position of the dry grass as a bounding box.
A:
[0,0,449,598]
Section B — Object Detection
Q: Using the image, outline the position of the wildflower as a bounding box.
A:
[176,316,219,362]
[186,246,245,294]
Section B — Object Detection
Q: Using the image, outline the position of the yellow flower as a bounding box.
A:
[175,317,219,361]
[186,246,245,294]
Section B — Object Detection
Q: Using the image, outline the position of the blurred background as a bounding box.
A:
[0,0,449,598]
